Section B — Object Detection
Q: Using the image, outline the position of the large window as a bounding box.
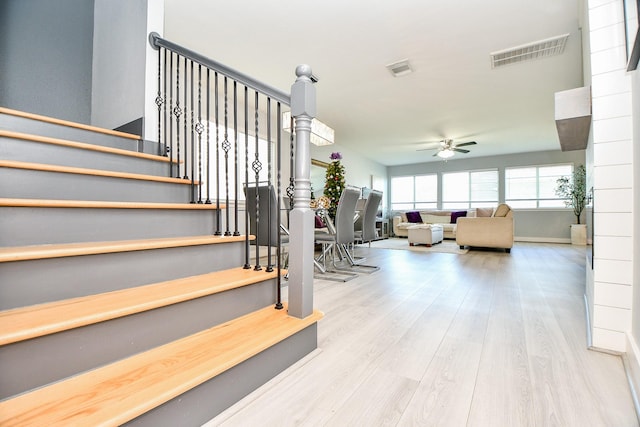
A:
[442,169,498,209]
[505,164,573,208]
[391,174,437,210]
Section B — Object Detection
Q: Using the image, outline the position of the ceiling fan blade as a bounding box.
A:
[453,148,470,153]
[416,142,442,151]
[454,141,477,147]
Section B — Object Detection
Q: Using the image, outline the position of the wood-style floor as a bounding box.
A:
[207,242,638,426]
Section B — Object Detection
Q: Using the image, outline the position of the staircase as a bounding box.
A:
[0,107,322,426]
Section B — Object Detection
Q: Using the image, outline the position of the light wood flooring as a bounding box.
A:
[207,242,638,426]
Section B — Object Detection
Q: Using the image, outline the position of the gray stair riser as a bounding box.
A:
[126,324,317,427]
[0,241,249,309]
[0,207,220,246]
[0,136,178,177]
[0,279,280,400]
[0,113,141,152]
[0,167,195,203]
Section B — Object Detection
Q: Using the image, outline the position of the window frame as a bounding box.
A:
[441,168,499,209]
[504,163,574,209]
[390,173,438,211]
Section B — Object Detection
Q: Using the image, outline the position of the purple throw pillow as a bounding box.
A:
[315,215,325,228]
[406,211,422,223]
[450,210,467,223]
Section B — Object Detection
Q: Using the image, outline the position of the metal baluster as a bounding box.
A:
[205,68,212,205]
[222,77,231,236]
[189,60,195,202]
[174,54,182,178]
[286,114,295,209]
[214,72,221,235]
[183,56,189,180]
[243,85,251,269]
[163,48,168,159]
[275,101,283,310]
[266,97,273,272]
[253,91,262,271]
[233,81,240,236]
[155,47,163,156]
[196,64,204,204]
[168,52,174,176]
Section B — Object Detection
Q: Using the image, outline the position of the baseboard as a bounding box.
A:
[514,236,571,244]
[624,333,640,424]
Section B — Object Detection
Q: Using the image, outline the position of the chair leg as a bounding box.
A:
[332,243,380,274]
[313,242,359,282]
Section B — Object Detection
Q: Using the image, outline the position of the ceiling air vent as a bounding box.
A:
[386,59,412,77]
[490,33,569,68]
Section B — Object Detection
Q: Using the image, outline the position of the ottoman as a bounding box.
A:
[407,224,444,247]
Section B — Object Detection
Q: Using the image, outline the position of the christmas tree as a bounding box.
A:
[323,152,345,219]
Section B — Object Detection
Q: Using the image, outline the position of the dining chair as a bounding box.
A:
[244,183,289,270]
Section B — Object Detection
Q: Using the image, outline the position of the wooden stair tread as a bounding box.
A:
[1,129,171,163]
[0,267,282,346]
[0,198,223,210]
[0,160,199,185]
[0,107,140,140]
[0,304,323,426]
[0,234,251,263]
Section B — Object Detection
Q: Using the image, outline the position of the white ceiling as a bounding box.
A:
[164,0,585,166]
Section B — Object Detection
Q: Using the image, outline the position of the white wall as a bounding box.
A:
[143,0,165,141]
[587,0,636,353]
[633,53,640,356]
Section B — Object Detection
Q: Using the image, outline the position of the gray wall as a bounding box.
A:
[388,149,586,241]
[0,0,94,123]
[92,0,148,132]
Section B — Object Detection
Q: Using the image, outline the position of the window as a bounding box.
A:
[505,164,572,208]
[442,170,498,209]
[391,174,437,210]
[203,123,272,201]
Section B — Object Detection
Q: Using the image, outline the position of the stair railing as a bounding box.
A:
[149,33,315,318]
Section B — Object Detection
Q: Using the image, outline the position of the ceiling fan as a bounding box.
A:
[417,138,477,159]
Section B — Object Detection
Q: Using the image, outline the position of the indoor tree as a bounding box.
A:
[555,164,587,224]
[323,152,345,219]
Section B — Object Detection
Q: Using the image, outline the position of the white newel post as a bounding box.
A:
[287,65,316,319]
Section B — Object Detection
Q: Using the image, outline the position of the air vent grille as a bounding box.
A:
[490,33,569,68]
[386,59,412,77]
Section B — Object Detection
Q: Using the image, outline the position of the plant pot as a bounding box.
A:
[570,224,587,246]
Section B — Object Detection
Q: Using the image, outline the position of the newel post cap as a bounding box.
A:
[291,64,316,118]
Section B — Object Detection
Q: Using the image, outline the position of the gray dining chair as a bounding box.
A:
[315,185,379,274]
[244,183,289,270]
[354,189,383,246]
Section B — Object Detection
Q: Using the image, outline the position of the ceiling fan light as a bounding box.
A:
[437,149,455,159]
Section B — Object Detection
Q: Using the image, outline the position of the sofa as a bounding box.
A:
[392,209,478,239]
[393,205,514,253]
[456,204,514,252]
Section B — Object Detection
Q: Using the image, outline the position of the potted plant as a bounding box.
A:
[555,164,587,245]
